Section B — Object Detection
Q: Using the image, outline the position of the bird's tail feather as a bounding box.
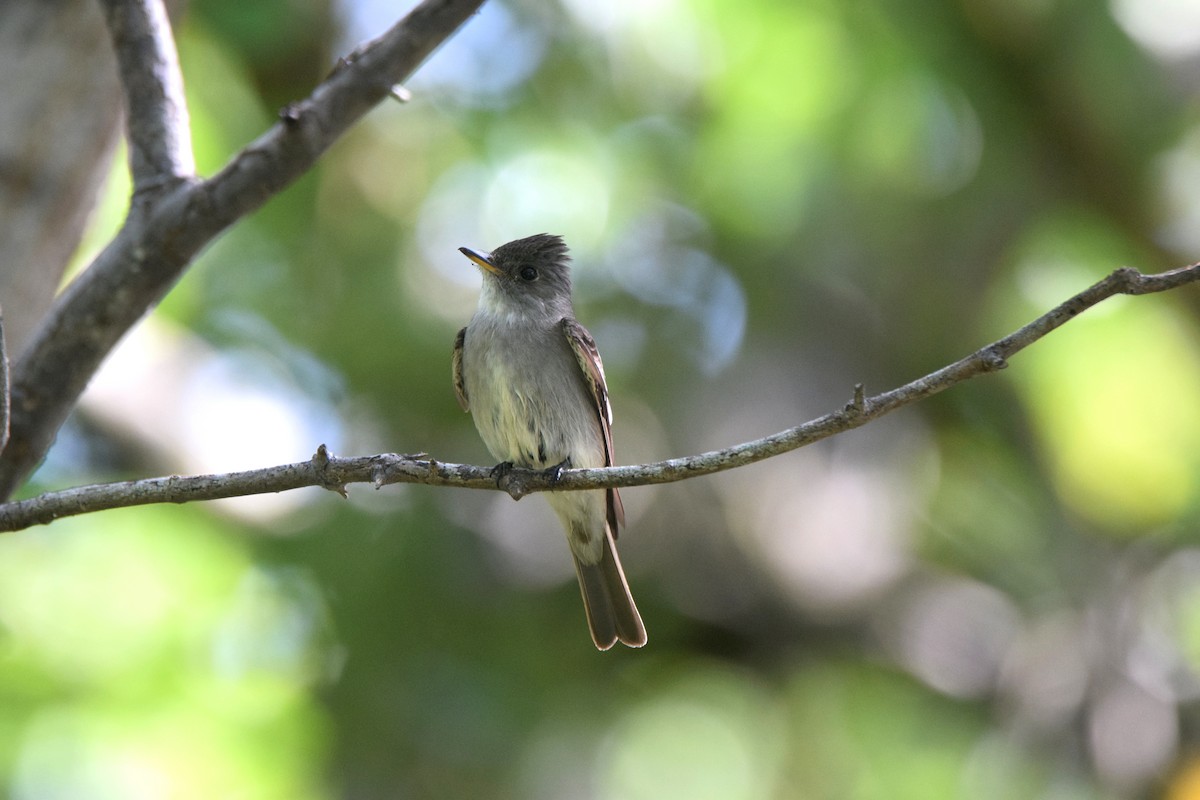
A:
[573,526,646,650]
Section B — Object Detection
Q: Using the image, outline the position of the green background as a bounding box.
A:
[7,0,1200,797]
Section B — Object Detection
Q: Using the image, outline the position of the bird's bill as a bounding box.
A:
[459,246,502,276]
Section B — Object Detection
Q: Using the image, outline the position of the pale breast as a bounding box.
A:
[463,320,605,471]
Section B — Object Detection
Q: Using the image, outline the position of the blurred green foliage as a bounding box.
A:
[6,0,1200,797]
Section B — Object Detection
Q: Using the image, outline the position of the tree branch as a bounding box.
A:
[98,0,193,191]
[0,0,485,500]
[1,262,1195,533]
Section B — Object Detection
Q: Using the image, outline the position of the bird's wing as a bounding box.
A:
[452,327,469,412]
[561,317,625,531]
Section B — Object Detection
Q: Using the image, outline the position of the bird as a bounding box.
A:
[452,233,646,649]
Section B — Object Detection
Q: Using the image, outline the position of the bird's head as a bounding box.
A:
[460,233,574,322]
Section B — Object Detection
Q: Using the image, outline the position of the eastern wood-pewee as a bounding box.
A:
[453,233,647,649]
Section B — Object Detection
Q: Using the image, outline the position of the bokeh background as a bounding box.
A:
[4,0,1200,796]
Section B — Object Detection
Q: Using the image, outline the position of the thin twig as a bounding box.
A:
[0,262,1195,533]
[98,0,193,191]
[0,0,485,500]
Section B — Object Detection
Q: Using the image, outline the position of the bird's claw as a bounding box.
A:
[546,457,572,484]
[491,461,515,487]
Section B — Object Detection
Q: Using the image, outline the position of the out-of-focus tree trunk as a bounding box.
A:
[0,0,123,361]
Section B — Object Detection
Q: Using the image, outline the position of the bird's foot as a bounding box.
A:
[492,461,530,501]
[490,461,515,488]
[545,457,572,485]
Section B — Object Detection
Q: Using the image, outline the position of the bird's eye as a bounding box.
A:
[519,266,539,281]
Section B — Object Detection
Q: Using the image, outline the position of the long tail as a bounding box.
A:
[573,526,646,650]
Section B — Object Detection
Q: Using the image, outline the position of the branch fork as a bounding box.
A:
[0,0,486,500]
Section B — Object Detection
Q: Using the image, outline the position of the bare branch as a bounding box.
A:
[0,0,486,500]
[98,0,193,191]
[1,262,1195,533]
